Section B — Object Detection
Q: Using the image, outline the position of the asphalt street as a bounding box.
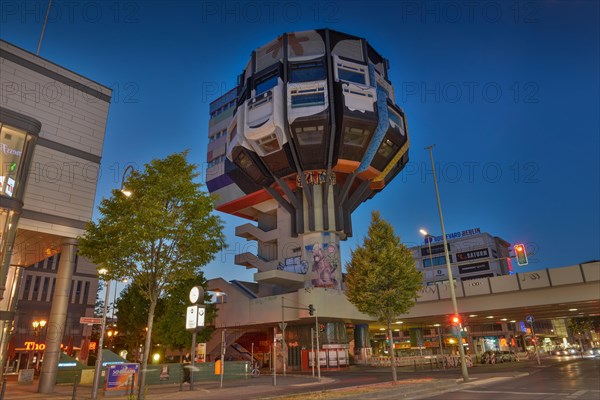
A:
[424,358,600,400]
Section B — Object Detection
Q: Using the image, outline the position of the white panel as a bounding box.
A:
[489,274,519,293]
[463,278,491,296]
[549,265,584,286]
[518,270,551,289]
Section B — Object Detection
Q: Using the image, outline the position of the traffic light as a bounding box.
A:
[308,304,315,316]
[514,244,528,266]
[451,315,461,325]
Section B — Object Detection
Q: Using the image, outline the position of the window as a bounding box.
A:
[256,133,280,154]
[41,277,49,302]
[255,71,278,95]
[423,255,454,268]
[290,87,325,108]
[83,281,90,304]
[75,281,82,304]
[235,152,254,170]
[389,110,404,134]
[337,63,367,85]
[290,60,326,82]
[21,276,32,300]
[343,127,370,147]
[30,276,41,300]
[377,139,398,159]
[295,126,324,145]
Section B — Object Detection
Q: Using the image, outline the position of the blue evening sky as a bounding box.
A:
[1,0,598,283]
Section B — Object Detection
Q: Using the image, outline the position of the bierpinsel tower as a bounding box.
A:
[205,29,409,365]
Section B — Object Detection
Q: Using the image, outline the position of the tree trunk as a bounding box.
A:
[388,321,397,382]
[138,297,157,400]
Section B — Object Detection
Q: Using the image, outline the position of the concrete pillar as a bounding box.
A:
[38,239,77,394]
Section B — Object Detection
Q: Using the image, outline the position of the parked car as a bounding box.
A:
[588,348,600,356]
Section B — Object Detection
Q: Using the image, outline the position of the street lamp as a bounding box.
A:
[425,145,469,382]
[92,268,112,400]
[419,229,434,269]
[107,330,118,349]
[29,320,47,370]
[120,165,135,197]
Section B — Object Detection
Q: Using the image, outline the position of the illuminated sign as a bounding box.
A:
[426,228,481,244]
[456,248,490,262]
[24,341,45,351]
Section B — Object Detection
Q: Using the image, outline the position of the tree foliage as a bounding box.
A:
[78,152,226,397]
[115,282,153,362]
[345,211,422,381]
[154,277,217,359]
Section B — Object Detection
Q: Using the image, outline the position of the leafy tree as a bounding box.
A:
[115,282,154,362]
[154,277,216,361]
[78,152,226,398]
[345,211,422,382]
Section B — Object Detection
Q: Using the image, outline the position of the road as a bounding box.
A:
[424,358,600,400]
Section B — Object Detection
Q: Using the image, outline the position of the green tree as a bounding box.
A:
[154,277,216,361]
[78,152,226,398]
[345,211,422,382]
[115,282,154,362]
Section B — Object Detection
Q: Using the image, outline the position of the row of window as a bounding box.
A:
[209,129,227,143]
[252,58,369,99]
[207,154,226,168]
[21,275,90,305]
[210,99,236,118]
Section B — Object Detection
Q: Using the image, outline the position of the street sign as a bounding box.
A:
[186,305,198,330]
[80,317,101,325]
[196,306,205,327]
[526,315,534,324]
[278,322,287,331]
[186,305,206,330]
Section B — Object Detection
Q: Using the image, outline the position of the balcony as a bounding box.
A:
[253,269,306,286]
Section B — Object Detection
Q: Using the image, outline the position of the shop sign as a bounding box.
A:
[24,341,45,351]
[456,248,489,262]
[458,261,490,275]
[427,228,481,243]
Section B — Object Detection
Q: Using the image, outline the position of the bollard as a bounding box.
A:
[129,375,135,398]
[71,373,80,400]
[0,378,6,400]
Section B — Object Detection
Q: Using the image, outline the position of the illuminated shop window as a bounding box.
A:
[0,124,27,198]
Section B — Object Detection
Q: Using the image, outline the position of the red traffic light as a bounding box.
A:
[514,243,528,266]
[451,315,460,325]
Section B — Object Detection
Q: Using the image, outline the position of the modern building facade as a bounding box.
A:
[0,40,111,390]
[205,29,410,369]
[6,254,98,373]
[411,228,512,286]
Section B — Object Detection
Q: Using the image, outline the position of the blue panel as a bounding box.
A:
[206,174,235,193]
[357,64,388,173]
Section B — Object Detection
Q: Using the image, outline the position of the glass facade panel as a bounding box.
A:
[295,126,324,145]
[338,68,366,85]
[0,125,27,198]
[255,74,278,96]
[290,61,326,82]
[291,92,325,108]
[343,127,370,147]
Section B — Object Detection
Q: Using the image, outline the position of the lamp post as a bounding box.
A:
[92,268,111,400]
[419,229,434,269]
[425,145,469,382]
[29,320,47,370]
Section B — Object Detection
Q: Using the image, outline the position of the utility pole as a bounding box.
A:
[281,297,286,376]
[426,145,469,382]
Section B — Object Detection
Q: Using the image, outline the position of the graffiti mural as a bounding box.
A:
[309,242,340,289]
[277,256,309,274]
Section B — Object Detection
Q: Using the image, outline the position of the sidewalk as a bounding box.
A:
[2,359,553,400]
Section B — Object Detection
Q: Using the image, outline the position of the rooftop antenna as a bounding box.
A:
[36,0,52,55]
